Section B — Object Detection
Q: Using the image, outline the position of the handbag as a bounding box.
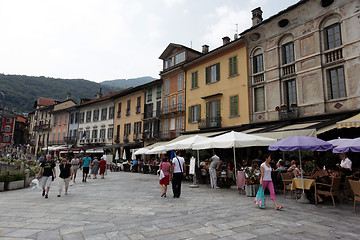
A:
[254,185,266,208]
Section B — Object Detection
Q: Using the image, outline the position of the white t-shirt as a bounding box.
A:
[260,162,272,181]
[340,157,352,170]
[172,156,185,173]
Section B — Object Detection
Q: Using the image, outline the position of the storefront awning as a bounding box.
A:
[336,113,360,129]
[254,129,316,140]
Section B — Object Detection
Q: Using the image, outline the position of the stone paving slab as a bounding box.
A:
[0,170,360,240]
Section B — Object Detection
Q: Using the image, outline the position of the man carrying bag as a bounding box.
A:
[171,151,186,198]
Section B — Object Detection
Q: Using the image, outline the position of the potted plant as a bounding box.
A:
[244,167,260,197]
[291,103,298,108]
[280,104,287,110]
[275,106,280,111]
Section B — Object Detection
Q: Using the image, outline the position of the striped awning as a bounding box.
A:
[336,113,360,129]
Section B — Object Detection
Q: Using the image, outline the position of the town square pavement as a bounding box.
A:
[0,170,359,240]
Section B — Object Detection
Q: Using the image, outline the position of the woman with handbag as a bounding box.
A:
[159,157,171,197]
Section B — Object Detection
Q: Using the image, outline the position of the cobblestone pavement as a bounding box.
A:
[0,170,359,240]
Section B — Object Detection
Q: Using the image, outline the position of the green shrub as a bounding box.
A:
[0,170,25,183]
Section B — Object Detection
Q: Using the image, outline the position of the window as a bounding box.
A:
[75,112,79,123]
[156,85,162,99]
[177,117,183,133]
[170,118,175,130]
[85,130,90,139]
[175,51,185,64]
[109,107,114,119]
[64,114,67,125]
[59,116,62,125]
[63,130,66,140]
[229,56,238,76]
[92,129,98,139]
[86,111,92,122]
[282,42,294,64]
[136,97,141,114]
[57,131,61,142]
[163,119,169,138]
[284,80,297,107]
[165,79,170,95]
[4,126,11,132]
[165,56,174,69]
[254,87,265,112]
[80,112,85,123]
[147,88,152,102]
[107,128,113,139]
[253,54,264,73]
[3,135,10,142]
[171,97,176,110]
[6,118,12,123]
[328,66,346,99]
[54,116,58,126]
[206,63,220,84]
[124,123,131,136]
[101,108,107,120]
[164,98,169,114]
[230,95,239,117]
[117,103,122,118]
[126,100,131,116]
[188,105,201,123]
[177,94,183,111]
[100,129,106,138]
[191,71,198,89]
[52,131,56,141]
[325,23,341,50]
[70,113,74,124]
[73,130,77,139]
[178,73,183,91]
[206,100,221,127]
[93,109,99,122]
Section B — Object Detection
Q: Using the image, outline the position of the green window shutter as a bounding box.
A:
[195,72,198,87]
[216,100,221,116]
[216,63,220,81]
[197,104,201,122]
[191,72,195,88]
[229,58,233,76]
[206,102,210,119]
[188,107,191,123]
[233,96,238,116]
[233,57,238,75]
[206,67,210,84]
[230,97,234,116]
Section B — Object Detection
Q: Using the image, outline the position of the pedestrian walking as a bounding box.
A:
[91,157,99,179]
[82,154,92,182]
[58,158,73,197]
[99,157,107,179]
[159,157,171,197]
[171,151,186,198]
[260,154,283,210]
[36,154,56,199]
[209,152,220,189]
[71,154,80,183]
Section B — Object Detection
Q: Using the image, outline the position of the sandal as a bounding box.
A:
[276,206,283,210]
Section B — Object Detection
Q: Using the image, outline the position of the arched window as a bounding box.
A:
[279,35,295,65]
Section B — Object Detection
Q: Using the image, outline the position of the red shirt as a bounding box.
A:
[160,162,171,176]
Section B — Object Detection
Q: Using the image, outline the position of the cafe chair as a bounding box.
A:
[281,172,293,198]
[348,180,360,212]
[315,177,342,207]
[341,175,353,199]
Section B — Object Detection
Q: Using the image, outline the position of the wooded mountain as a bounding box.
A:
[100,76,156,89]
[0,74,155,114]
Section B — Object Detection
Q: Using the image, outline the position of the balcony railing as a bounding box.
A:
[281,63,295,76]
[64,136,77,144]
[161,129,183,140]
[278,107,299,120]
[123,134,129,143]
[198,116,222,129]
[144,109,161,119]
[133,133,141,141]
[324,47,343,64]
[252,73,264,85]
[48,140,65,145]
[33,123,51,132]
[114,135,120,143]
[142,131,161,140]
[162,103,184,115]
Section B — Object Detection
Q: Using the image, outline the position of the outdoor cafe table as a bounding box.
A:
[291,178,316,191]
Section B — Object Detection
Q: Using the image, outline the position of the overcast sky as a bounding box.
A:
[0,0,298,83]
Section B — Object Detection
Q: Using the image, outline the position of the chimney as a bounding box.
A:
[95,88,103,99]
[222,36,230,45]
[202,45,209,54]
[66,93,71,100]
[251,7,263,26]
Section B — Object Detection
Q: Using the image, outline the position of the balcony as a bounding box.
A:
[198,116,222,129]
[278,107,299,120]
[33,123,51,132]
[133,133,141,142]
[114,135,120,143]
[142,131,161,140]
[144,109,161,120]
[48,140,65,145]
[123,135,129,143]
[160,129,183,140]
[79,139,91,145]
[162,103,184,115]
[64,136,77,144]
[324,47,343,64]
[252,73,264,85]
[281,63,295,77]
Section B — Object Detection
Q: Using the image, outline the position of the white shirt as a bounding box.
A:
[340,157,352,170]
[260,162,272,181]
[172,156,185,173]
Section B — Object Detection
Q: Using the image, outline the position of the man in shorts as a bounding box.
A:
[82,153,92,182]
[36,154,56,198]
[71,154,80,183]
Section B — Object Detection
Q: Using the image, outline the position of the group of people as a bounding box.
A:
[36,153,107,198]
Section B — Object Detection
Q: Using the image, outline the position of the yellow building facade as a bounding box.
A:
[185,38,250,132]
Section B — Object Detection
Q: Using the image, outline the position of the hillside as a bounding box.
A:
[0,74,118,113]
[100,76,156,89]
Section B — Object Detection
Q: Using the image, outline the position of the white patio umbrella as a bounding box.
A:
[146,145,167,154]
[115,150,119,160]
[165,135,209,150]
[327,138,352,147]
[192,131,277,173]
[122,149,127,160]
[134,147,150,155]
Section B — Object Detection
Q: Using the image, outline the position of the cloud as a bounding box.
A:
[162,0,186,8]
